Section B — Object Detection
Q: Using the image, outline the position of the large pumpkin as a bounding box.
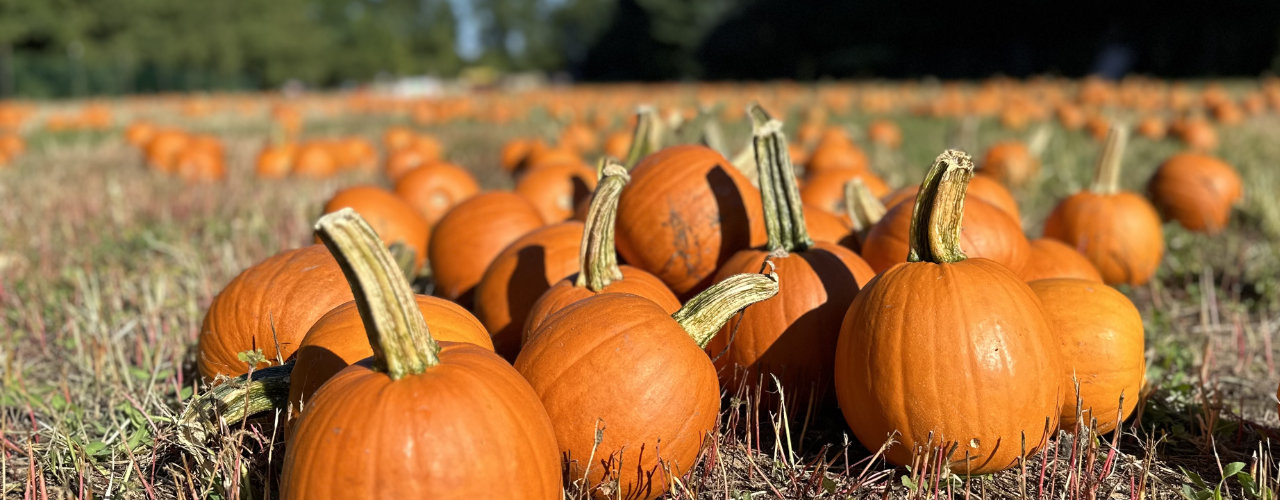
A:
[517,273,777,500]
[429,192,545,307]
[281,210,561,499]
[197,245,354,380]
[706,115,875,410]
[1029,279,1145,434]
[1044,127,1163,286]
[615,145,766,299]
[1146,152,1243,234]
[834,150,1061,474]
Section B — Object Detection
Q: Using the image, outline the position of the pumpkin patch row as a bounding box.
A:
[176,89,1247,498]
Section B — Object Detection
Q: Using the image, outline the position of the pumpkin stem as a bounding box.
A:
[1090,126,1128,195]
[575,161,630,291]
[906,150,976,264]
[752,111,812,253]
[178,363,293,447]
[844,177,886,234]
[387,242,419,280]
[673,267,780,348]
[622,106,662,168]
[315,209,439,379]
[1027,124,1053,158]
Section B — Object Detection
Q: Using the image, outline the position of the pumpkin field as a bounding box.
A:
[2,78,1280,499]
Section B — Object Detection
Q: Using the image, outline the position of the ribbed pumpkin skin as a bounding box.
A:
[429,192,545,307]
[197,245,353,380]
[882,175,1022,223]
[1019,238,1103,282]
[288,295,493,422]
[800,170,891,222]
[979,142,1039,187]
[393,162,480,228]
[282,342,562,500]
[706,243,874,403]
[474,222,584,360]
[323,186,431,270]
[516,294,719,500]
[1043,192,1163,286]
[523,266,679,342]
[616,145,766,299]
[1147,153,1243,234]
[834,259,1061,474]
[1030,279,1144,434]
[861,198,1029,274]
[515,162,598,223]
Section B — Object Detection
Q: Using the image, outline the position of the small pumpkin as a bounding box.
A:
[282,210,562,499]
[615,145,766,299]
[517,272,778,500]
[255,143,295,179]
[800,169,890,223]
[514,161,598,223]
[1146,152,1243,234]
[393,161,481,228]
[834,150,1061,474]
[197,245,354,381]
[474,221,584,360]
[1019,238,1103,282]
[293,143,339,178]
[1029,279,1144,434]
[322,186,431,272]
[522,163,680,339]
[429,192,545,307]
[978,141,1039,187]
[1044,127,1163,286]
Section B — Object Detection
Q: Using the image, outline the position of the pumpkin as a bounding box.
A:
[978,141,1039,187]
[805,133,870,176]
[393,161,481,227]
[336,137,378,171]
[282,210,561,499]
[474,221,584,360]
[1044,127,1163,286]
[429,192,545,307]
[197,245,354,380]
[882,174,1021,223]
[705,115,875,410]
[866,120,902,149]
[861,187,1028,274]
[385,146,434,182]
[255,143,295,179]
[616,145,766,299]
[803,206,852,244]
[516,272,778,499]
[1173,117,1218,151]
[800,169,890,223]
[514,161,598,223]
[322,186,431,272]
[521,143,582,173]
[603,130,631,159]
[522,163,680,339]
[1029,279,1144,434]
[1146,152,1243,234]
[145,129,189,172]
[500,138,534,172]
[834,149,1061,474]
[175,148,227,183]
[125,121,155,147]
[559,122,599,153]
[288,295,493,424]
[1136,116,1167,140]
[382,125,416,152]
[1019,239,1103,282]
[293,143,339,178]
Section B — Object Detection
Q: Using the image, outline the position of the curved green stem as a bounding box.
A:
[844,177,886,234]
[906,150,976,264]
[752,110,812,253]
[1090,125,1128,195]
[623,106,662,168]
[674,268,780,348]
[576,161,630,291]
[315,209,438,379]
[178,363,293,446]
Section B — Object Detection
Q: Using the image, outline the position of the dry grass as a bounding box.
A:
[3,91,1280,498]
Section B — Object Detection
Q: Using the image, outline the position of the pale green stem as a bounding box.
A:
[674,269,780,348]
[906,150,976,264]
[576,162,630,291]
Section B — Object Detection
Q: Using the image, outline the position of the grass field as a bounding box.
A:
[2,89,1280,499]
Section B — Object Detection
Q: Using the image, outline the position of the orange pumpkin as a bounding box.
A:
[514,161,598,223]
[834,150,1061,474]
[293,143,339,178]
[800,169,890,223]
[1018,238,1103,282]
[255,143,296,179]
[978,141,1039,187]
[1146,152,1243,234]
[429,192,545,307]
[322,186,431,271]
[882,174,1021,223]
[282,210,561,499]
[393,162,481,227]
